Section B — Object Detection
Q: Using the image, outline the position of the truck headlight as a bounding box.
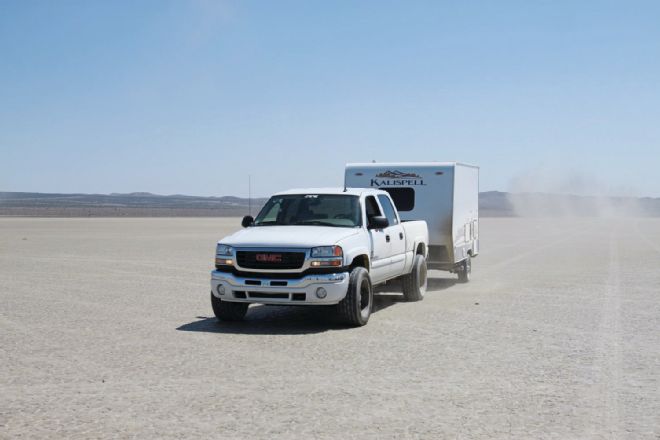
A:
[216,244,233,256]
[310,246,343,258]
[310,246,343,267]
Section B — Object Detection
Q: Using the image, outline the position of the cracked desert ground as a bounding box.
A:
[1,217,659,439]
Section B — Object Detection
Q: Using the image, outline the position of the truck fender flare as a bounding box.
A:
[414,241,427,257]
[348,253,371,271]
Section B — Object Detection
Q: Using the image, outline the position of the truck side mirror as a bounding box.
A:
[241,215,254,228]
[368,216,389,229]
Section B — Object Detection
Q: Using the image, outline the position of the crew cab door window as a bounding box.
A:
[378,194,406,276]
[377,195,399,225]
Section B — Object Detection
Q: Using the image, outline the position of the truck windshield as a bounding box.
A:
[253,194,362,227]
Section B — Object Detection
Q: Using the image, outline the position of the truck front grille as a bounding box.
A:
[236,251,306,270]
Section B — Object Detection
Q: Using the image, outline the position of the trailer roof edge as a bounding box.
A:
[346,162,480,169]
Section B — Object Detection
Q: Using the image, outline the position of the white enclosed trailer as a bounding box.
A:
[345,162,479,281]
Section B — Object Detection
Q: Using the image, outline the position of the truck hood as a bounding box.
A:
[220,226,360,248]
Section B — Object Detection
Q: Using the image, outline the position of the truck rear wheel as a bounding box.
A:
[337,267,372,326]
[457,255,471,283]
[211,293,248,321]
[402,254,427,301]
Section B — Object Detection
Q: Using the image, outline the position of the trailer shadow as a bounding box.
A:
[379,275,458,295]
[427,277,459,292]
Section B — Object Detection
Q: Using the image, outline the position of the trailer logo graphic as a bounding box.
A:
[371,170,426,187]
[375,170,421,179]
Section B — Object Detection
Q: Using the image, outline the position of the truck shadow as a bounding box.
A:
[178,306,352,335]
[177,277,457,335]
[177,294,401,335]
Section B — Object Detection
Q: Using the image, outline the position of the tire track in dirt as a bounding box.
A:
[439,225,594,439]
[634,219,660,257]
[589,231,622,439]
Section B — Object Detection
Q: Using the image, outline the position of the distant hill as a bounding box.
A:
[1,191,659,217]
[0,192,268,217]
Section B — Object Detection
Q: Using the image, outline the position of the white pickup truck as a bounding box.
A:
[210,188,429,326]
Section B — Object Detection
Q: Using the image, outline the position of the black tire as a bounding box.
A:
[211,293,248,321]
[402,254,428,301]
[336,267,373,326]
[457,255,471,283]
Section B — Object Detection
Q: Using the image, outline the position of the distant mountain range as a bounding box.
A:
[0,191,268,217]
[1,191,659,217]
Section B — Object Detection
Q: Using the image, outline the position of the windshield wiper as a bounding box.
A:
[294,220,344,227]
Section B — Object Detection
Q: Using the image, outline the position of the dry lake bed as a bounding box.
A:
[1,217,659,439]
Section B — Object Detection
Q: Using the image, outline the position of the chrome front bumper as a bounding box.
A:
[210,270,350,305]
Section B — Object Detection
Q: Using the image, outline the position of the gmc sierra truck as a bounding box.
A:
[210,187,429,326]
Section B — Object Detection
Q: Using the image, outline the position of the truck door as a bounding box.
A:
[377,194,406,277]
[365,196,390,283]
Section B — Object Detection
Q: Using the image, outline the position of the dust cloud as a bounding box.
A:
[505,168,652,217]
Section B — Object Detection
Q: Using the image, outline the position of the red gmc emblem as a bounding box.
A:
[256,253,282,263]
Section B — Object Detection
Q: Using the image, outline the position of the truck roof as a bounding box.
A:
[273,187,384,197]
[346,161,479,169]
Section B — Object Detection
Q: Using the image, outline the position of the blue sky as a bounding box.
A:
[1,1,659,197]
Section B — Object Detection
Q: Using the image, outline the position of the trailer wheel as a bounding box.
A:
[336,267,372,326]
[211,293,248,321]
[457,255,471,283]
[402,254,427,301]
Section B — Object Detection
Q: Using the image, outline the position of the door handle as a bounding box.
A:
[399,232,404,240]
[386,235,390,242]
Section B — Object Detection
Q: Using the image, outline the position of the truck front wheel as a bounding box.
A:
[211,293,248,321]
[402,254,427,301]
[336,267,373,326]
